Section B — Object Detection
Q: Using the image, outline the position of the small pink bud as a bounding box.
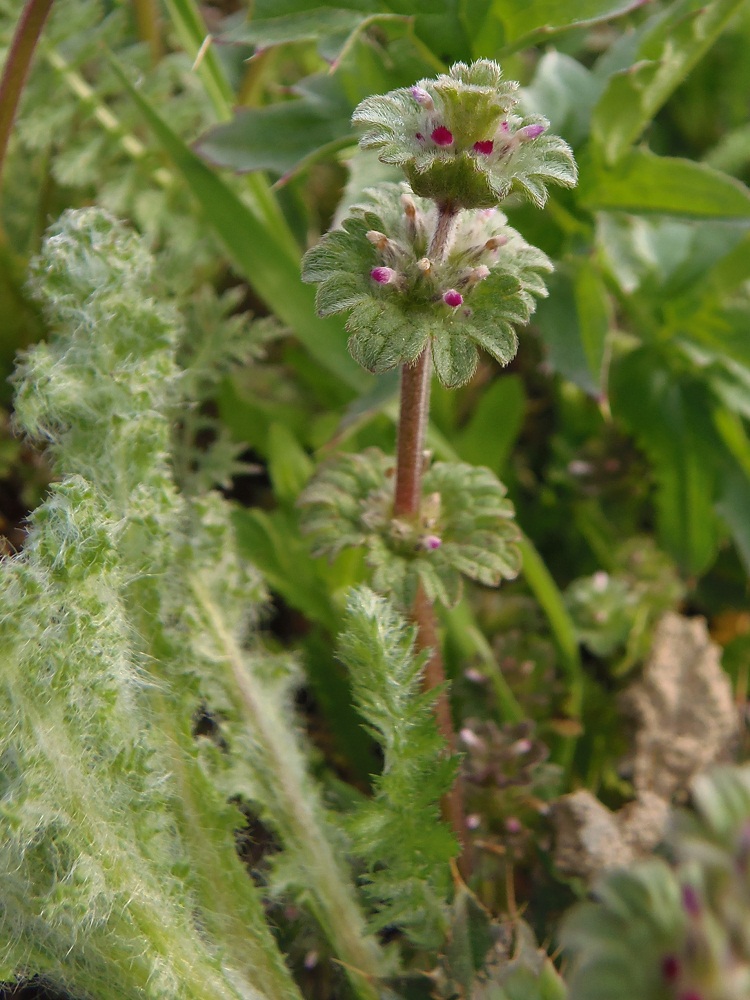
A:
[371,267,396,285]
[519,123,546,141]
[431,125,454,146]
[411,86,435,110]
[366,230,388,250]
[500,120,510,133]
[511,738,533,755]
[468,265,490,283]
[661,955,680,983]
[505,817,522,834]
[415,132,425,142]
[443,289,463,308]
[466,813,482,830]
[459,728,484,751]
[473,140,494,155]
[464,667,486,683]
[423,534,442,550]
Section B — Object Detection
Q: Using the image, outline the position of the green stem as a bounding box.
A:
[392,204,473,873]
[133,0,163,65]
[0,0,55,191]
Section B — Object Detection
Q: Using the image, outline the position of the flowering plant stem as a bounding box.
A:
[393,204,471,874]
[0,0,54,189]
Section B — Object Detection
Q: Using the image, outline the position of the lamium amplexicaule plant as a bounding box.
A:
[300,60,576,867]
[4,56,750,1000]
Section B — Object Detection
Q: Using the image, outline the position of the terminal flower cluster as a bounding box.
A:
[352,60,577,209]
[302,183,552,387]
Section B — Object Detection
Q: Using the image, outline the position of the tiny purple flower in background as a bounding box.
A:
[499,120,510,133]
[423,533,442,550]
[410,85,435,110]
[443,289,463,307]
[371,266,397,285]
[466,813,481,830]
[473,140,494,155]
[431,125,454,146]
[505,817,522,834]
[519,123,546,141]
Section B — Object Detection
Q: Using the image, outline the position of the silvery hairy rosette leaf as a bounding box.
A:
[301,183,553,387]
[298,448,521,609]
[352,60,577,210]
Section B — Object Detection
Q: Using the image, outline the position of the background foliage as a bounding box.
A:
[2,0,750,998]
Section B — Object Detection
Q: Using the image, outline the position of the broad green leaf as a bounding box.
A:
[521,50,602,146]
[592,0,748,165]
[580,148,750,218]
[455,374,525,473]
[717,466,750,575]
[195,75,354,179]
[109,56,368,393]
[222,3,406,64]
[612,349,720,575]
[534,271,599,396]
[574,258,612,395]
[476,0,648,55]
[227,8,373,46]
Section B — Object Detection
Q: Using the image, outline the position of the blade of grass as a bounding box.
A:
[0,0,55,190]
[108,54,367,394]
[517,533,583,768]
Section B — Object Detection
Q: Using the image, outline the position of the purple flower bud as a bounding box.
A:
[415,132,425,142]
[431,125,454,146]
[423,533,442,550]
[443,289,463,307]
[371,266,396,285]
[411,86,435,110]
[682,884,701,918]
[661,955,680,983]
[500,120,510,133]
[505,817,522,834]
[473,139,494,155]
[466,813,481,830]
[519,123,546,141]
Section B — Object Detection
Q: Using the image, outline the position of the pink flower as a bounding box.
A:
[519,123,546,141]
[473,140,494,155]
[443,289,463,307]
[371,267,396,284]
[423,534,442,550]
[431,125,454,146]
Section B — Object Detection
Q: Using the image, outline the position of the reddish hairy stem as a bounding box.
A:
[392,203,472,874]
[0,0,55,191]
